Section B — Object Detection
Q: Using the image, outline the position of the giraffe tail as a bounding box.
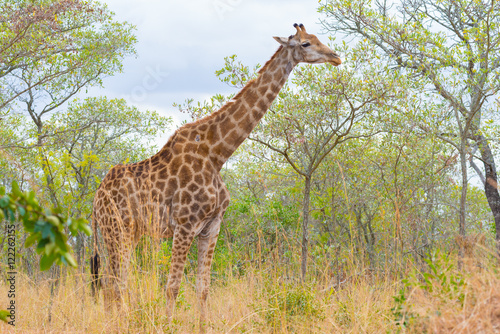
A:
[90,212,101,299]
[90,253,100,298]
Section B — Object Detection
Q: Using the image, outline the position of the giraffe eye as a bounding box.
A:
[302,42,311,47]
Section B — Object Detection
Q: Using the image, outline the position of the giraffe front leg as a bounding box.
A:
[196,232,219,333]
[165,225,195,322]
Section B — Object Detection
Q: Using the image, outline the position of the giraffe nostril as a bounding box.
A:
[329,52,342,65]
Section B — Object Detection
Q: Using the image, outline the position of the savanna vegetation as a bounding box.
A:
[1,0,500,332]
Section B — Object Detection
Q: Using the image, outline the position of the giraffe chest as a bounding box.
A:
[167,162,230,228]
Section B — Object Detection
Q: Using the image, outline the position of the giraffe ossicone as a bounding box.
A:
[90,23,341,331]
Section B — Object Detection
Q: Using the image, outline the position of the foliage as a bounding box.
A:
[263,283,325,331]
[319,0,500,108]
[0,181,91,271]
[392,287,412,329]
[319,0,500,251]
[0,0,137,112]
[392,250,468,330]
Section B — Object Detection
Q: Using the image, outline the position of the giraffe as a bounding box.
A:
[90,23,341,330]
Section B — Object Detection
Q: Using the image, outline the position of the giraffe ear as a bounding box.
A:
[273,36,289,46]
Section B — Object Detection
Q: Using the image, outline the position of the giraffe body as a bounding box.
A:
[91,23,341,331]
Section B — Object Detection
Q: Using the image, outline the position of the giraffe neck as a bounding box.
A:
[209,46,296,170]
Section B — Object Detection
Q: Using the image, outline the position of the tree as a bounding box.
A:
[250,48,404,278]
[0,0,136,113]
[0,0,137,217]
[320,0,500,254]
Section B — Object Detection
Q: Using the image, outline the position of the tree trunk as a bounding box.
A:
[355,207,376,268]
[458,138,468,264]
[476,135,500,256]
[36,124,59,208]
[301,175,312,280]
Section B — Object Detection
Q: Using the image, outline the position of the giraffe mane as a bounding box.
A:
[192,45,285,125]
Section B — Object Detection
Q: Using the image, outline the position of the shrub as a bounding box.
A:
[264,283,325,332]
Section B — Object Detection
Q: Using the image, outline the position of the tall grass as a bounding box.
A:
[1,233,499,333]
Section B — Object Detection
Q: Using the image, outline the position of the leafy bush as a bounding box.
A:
[0,181,91,270]
[264,283,324,331]
[392,250,467,330]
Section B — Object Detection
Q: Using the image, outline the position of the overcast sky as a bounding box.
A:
[88,0,331,127]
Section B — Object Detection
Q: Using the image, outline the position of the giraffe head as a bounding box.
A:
[273,23,342,66]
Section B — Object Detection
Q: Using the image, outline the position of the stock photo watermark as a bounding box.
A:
[5,221,16,326]
[125,65,169,103]
[213,0,243,20]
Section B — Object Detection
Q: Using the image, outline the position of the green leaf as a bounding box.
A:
[44,242,56,256]
[0,310,11,323]
[63,253,77,268]
[40,253,57,271]
[78,221,92,236]
[25,233,40,248]
[0,196,10,208]
[54,234,68,252]
[7,208,15,222]
[46,215,61,227]
[11,180,21,197]
[41,224,55,242]
[36,238,49,253]
[17,206,26,217]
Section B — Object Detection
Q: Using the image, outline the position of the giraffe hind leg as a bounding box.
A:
[101,220,135,311]
[196,231,219,333]
[103,243,134,311]
[165,225,196,321]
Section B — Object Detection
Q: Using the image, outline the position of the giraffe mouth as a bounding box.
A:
[329,57,342,66]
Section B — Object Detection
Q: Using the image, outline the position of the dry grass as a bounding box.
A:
[414,271,500,333]
[402,257,500,333]
[0,263,400,333]
[2,242,500,333]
